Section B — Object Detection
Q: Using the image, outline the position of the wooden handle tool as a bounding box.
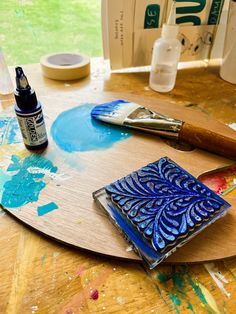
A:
[179,123,236,160]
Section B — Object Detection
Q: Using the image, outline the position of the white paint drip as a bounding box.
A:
[125,245,133,252]
[27,167,71,182]
[116,296,125,305]
[222,178,236,196]
[228,123,236,131]
[53,251,60,258]
[204,263,231,298]
[31,306,39,311]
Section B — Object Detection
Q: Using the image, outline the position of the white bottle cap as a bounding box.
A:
[161,23,179,39]
[161,1,179,39]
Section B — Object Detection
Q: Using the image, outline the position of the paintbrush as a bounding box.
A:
[91,99,236,159]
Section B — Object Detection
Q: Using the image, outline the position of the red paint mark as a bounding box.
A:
[76,265,85,277]
[199,164,236,195]
[59,268,112,314]
[90,289,99,300]
[200,176,227,194]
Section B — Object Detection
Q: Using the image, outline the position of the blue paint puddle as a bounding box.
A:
[0,117,21,145]
[37,202,58,216]
[1,154,57,208]
[51,103,132,153]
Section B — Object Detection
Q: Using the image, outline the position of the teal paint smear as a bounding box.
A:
[42,254,46,265]
[158,272,169,284]
[37,202,58,216]
[170,294,181,314]
[51,104,132,153]
[1,155,57,208]
[187,302,194,312]
[157,266,195,314]
[0,117,21,145]
[141,265,173,311]
[187,274,208,305]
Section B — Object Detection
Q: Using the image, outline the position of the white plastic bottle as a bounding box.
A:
[220,0,236,84]
[149,1,181,93]
[0,48,14,95]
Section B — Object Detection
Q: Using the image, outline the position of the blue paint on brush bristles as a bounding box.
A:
[91,99,129,119]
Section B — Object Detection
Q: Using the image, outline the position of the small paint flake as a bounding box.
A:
[116,296,125,305]
[151,310,155,313]
[125,245,133,252]
[76,265,85,276]
[113,268,116,271]
[64,83,71,87]
[102,307,106,310]
[41,255,46,265]
[90,289,99,300]
[228,123,236,131]
[53,251,60,258]
[31,305,39,311]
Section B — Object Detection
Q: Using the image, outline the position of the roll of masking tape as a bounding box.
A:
[40,52,90,81]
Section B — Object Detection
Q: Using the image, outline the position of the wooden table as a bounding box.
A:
[1,59,236,314]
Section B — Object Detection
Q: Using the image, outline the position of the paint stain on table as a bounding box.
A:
[90,289,99,300]
[51,104,132,153]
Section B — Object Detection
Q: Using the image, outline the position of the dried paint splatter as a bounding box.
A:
[156,266,221,314]
[0,116,21,145]
[204,263,231,298]
[59,268,112,314]
[76,265,85,277]
[116,296,125,305]
[0,154,57,208]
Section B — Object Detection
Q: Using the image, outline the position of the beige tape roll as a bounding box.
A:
[40,52,90,81]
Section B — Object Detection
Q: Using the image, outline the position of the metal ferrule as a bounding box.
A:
[123,107,183,138]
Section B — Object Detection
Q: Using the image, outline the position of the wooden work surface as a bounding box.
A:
[1,59,236,313]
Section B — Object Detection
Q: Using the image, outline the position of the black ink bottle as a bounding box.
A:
[14,67,48,150]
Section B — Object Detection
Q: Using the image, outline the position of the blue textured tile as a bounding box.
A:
[102,157,230,267]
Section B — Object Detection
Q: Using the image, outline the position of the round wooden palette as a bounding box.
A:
[2,91,236,264]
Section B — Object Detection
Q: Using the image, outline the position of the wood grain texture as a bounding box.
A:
[1,60,236,314]
[1,89,236,264]
[179,122,236,160]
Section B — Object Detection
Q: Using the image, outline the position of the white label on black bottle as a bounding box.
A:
[16,108,48,146]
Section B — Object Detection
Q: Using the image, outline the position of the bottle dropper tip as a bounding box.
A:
[167,0,176,25]
[15,66,24,78]
[15,66,30,90]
